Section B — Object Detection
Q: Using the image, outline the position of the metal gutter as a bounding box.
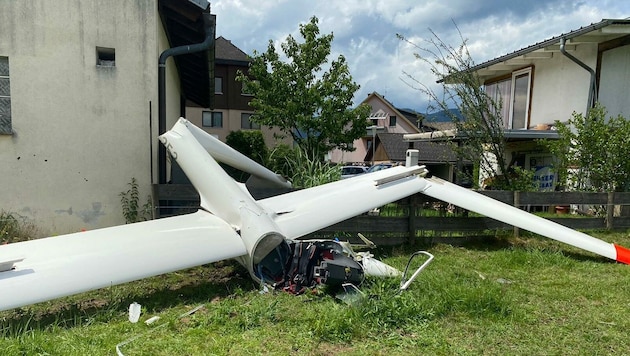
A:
[560,37,597,112]
[502,129,559,140]
[158,13,215,184]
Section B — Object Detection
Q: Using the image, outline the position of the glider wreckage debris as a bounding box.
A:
[1,118,628,312]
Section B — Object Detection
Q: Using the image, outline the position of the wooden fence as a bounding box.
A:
[153,184,630,246]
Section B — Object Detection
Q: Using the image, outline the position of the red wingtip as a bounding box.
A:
[614,244,630,265]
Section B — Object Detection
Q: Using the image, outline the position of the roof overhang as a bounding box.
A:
[159,0,215,108]
[404,129,559,142]
[503,129,559,141]
[444,19,630,84]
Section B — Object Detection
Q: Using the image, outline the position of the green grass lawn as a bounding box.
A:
[2,231,630,355]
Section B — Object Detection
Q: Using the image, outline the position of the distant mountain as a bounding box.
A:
[424,108,463,122]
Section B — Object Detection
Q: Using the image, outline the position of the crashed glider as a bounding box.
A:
[0,118,628,311]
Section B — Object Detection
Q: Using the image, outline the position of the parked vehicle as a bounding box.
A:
[366,163,394,173]
[341,165,368,179]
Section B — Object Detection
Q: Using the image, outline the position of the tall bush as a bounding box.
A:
[267,145,340,188]
[543,103,630,192]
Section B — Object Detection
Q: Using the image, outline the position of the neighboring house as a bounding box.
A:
[472,18,630,126]
[479,18,630,189]
[329,92,448,162]
[0,0,214,235]
[185,36,287,147]
[411,18,630,189]
[329,91,461,180]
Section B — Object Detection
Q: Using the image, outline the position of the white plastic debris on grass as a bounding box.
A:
[128,302,141,323]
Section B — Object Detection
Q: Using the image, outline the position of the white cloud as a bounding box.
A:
[210,0,630,111]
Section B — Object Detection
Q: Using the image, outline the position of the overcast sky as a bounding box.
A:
[210,1,629,113]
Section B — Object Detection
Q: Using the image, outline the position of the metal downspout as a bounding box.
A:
[158,14,215,184]
[560,37,598,113]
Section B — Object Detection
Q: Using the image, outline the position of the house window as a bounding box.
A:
[202,111,223,128]
[0,56,11,135]
[510,68,531,130]
[485,77,511,128]
[484,67,532,129]
[241,113,260,129]
[389,115,396,127]
[96,47,115,67]
[215,77,223,94]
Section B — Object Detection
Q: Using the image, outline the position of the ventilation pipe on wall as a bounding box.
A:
[560,37,598,113]
[158,14,215,184]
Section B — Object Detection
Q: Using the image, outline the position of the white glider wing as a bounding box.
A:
[418,176,630,264]
[0,211,246,311]
[259,165,429,239]
[260,165,630,265]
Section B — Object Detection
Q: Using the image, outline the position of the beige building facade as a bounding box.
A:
[0,0,204,235]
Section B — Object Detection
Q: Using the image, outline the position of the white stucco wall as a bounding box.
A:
[0,0,179,235]
[528,43,597,125]
[598,44,630,118]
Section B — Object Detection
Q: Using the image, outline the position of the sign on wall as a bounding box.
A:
[527,154,557,191]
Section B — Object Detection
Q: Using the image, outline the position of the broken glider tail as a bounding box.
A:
[183,118,291,189]
[159,118,263,226]
[419,176,630,265]
[159,118,287,268]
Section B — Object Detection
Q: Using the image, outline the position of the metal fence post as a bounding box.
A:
[513,191,520,238]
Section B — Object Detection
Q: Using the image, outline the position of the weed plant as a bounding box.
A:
[0,211,38,243]
[277,147,341,188]
[119,177,153,223]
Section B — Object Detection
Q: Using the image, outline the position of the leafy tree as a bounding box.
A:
[397,28,521,190]
[224,130,268,182]
[237,16,371,160]
[225,130,268,165]
[543,103,630,192]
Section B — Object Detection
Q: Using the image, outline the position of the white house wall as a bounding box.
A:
[598,44,630,118]
[528,43,597,126]
[0,1,177,235]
